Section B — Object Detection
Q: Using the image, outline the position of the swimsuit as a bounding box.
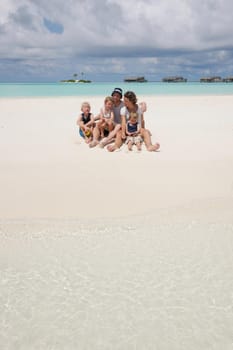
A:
[79,112,92,138]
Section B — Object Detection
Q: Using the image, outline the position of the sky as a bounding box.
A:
[0,0,233,82]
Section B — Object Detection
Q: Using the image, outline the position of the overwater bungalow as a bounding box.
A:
[222,76,233,82]
[124,76,147,82]
[200,76,222,82]
[162,76,187,82]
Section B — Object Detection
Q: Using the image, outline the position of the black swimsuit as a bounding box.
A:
[81,113,91,124]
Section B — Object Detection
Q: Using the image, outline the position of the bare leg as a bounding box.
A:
[100,124,121,147]
[89,125,100,148]
[128,140,133,151]
[99,124,105,139]
[85,137,91,144]
[108,122,114,132]
[107,130,123,152]
[141,128,160,152]
[136,141,142,151]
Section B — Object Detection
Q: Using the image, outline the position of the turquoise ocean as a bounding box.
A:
[1,82,233,97]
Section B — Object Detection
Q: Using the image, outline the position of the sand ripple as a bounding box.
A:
[0,214,233,350]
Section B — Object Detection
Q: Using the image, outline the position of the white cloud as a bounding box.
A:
[0,0,232,81]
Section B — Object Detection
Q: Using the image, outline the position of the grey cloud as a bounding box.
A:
[8,5,38,31]
[0,0,233,82]
[0,24,6,34]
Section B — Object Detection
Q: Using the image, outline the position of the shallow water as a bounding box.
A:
[1,209,233,350]
[1,82,233,97]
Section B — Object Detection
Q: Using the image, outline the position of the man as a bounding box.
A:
[112,87,125,124]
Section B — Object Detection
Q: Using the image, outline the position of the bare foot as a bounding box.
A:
[107,144,118,152]
[89,140,99,148]
[99,138,108,148]
[147,143,160,152]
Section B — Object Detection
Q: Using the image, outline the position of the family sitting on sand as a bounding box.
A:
[77,88,160,152]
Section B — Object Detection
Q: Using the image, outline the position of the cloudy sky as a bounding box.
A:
[0,0,233,82]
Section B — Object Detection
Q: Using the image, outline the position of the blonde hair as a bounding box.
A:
[104,96,114,105]
[81,101,91,111]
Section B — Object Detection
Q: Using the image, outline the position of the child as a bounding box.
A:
[125,111,143,151]
[77,102,95,143]
[97,96,115,139]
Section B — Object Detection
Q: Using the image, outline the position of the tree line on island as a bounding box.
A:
[60,73,91,83]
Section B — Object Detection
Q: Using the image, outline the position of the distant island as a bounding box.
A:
[60,73,91,83]
[60,79,91,83]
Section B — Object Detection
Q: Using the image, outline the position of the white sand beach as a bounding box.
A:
[1,95,232,220]
[1,95,233,349]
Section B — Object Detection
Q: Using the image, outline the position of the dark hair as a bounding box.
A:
[111,87,123,98]
[124,91,137,104]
